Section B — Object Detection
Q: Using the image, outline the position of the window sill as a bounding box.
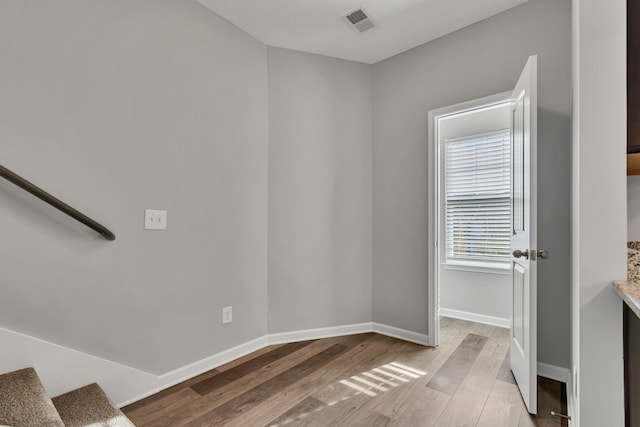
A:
[441,260,510,275]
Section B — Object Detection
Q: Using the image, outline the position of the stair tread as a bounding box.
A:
[0,367,65,427]
[52,383,135,427]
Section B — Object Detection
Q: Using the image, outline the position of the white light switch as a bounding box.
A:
[222,306,232,325]
[144,209,167,230]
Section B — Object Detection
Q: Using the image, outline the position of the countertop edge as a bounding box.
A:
[613,280,640,319]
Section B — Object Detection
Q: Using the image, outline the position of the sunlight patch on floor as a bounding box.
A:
[268,361,428,427]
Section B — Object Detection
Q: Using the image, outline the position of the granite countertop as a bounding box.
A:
[613,280,640,319]
[615,241,640,319]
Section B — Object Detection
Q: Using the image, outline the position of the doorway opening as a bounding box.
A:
[427,56,538,414]
[427,92,512,347]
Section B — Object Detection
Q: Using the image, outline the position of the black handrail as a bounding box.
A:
[0,163,116,241]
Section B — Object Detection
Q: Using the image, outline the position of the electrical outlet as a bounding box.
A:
[222,306,232,325]
[144,209,167,230]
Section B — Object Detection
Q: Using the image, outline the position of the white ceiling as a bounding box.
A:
[195,0,529,64]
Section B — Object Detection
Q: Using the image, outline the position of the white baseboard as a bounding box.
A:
[158,335,269,385]
[121,335,270,407]
[537,361,571,384]
[268,322,429,347]
[268,323,372,345]
[0,322,429,408]
[371,323,430,346]
[439,308,510,329]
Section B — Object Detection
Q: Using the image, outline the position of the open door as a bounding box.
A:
[510,55,539,414]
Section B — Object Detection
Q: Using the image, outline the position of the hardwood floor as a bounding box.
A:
[122,318,567,426]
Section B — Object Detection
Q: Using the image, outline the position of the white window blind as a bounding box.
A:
[444,129,511,264]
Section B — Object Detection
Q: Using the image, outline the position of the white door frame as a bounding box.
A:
[427,91,512,347]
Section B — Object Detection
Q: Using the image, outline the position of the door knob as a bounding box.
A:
[512,249,529,259]
[537,249,549,260]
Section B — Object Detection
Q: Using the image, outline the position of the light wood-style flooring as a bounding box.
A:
[122,317,567,426]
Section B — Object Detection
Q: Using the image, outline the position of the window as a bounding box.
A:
[444,129,511,266]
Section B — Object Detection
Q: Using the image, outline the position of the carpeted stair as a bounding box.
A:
[0,368,135,427]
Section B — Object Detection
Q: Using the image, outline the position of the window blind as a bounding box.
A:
[445,129,511,263]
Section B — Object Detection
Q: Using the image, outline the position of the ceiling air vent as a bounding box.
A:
[344,8,375,33]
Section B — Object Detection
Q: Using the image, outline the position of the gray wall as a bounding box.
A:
[573,0,626,423]
[0,0,574,382]
[440,270,511,321]
[0,0,269,374]
[372,0,572,368]
[267,47,373,332]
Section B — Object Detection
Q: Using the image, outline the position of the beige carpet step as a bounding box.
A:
[0,367,65,427]
[52,383,135,427]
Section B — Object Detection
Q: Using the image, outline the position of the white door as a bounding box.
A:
[510,55,539,414]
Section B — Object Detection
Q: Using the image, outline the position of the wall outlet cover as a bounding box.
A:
[144,209,167,230]
[222,306,232,325]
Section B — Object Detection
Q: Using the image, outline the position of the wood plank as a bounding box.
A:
[143,336,345,427]
[215,344,284,372]
[365,329,465,421]
[124,388,201,426]
[469,321,501,338]
[491,325,511,340]
[366,319,482,426]
[536,376,564,427]
[264,396,326,427]
[184,337,371,426]
[122,369,220,414]
[302,393,373,427]
[325,407,395,427]
[275,392,394,427]
[559,380,568,427]
[476,379,525,427]
[190,340,316,396]
[389,319,470,371]
[519,409,540,427]
[426,333,488,395]
[226,335,404,427]
[434,337,508,426]
[390,386,450,427]
[290,335,447,427]
[496,350,516,384]
[311,335,406,405]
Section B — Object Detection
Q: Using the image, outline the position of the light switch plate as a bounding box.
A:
[144,209,167,230]
[222,306,232,325]
[222,306,233,325]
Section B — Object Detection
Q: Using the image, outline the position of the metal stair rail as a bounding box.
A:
[0,163,116,241]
